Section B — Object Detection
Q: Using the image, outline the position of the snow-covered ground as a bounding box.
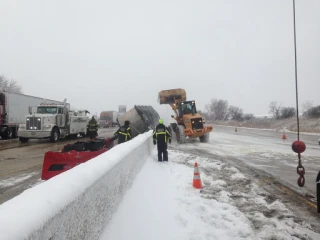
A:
[100,149,320,240]
[184,126,320,195]
[1,127,319,239]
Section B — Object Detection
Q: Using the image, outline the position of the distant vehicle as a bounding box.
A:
[18,99,89,143]
[99,111,118,128]
[0,91,65,140]
[118,105,126,117]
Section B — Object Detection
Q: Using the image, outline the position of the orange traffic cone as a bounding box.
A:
[282,131,287,140]
[193,162,202,189]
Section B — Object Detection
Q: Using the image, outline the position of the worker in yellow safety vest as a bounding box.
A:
[153,118,171,162]
[113,120,132,144]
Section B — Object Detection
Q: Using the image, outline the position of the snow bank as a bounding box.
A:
[0,131,153,240]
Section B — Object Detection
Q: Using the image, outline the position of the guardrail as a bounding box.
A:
[0,131,153,240]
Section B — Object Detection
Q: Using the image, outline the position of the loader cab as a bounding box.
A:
[179,101,197,116]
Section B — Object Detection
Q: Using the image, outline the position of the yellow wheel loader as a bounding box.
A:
[158,88,212,144]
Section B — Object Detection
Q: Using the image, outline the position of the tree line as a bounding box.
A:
[0,75,23,93]
[199,99,254,122]
[200,99,320,122]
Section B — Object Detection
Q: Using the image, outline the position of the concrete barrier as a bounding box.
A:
[0,131,153,240]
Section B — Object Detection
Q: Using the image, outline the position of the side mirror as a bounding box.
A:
[28,106,32,114]
[171,115,175,118]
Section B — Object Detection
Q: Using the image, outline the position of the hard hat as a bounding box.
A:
[159,119,164,124]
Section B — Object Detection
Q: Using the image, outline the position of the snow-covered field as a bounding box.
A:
[100,149,320,240]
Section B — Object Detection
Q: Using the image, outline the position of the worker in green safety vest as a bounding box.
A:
[153,118,171,162]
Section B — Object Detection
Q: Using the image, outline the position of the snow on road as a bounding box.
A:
[0,172,38,187]
[100,149,320,240]
[181,129,320,195]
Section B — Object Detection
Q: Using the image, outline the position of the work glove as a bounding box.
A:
[169,139,171,144]
[153,140,156,145]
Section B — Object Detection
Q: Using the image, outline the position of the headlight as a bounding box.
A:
[19,124,26,128]
[192,121,195,123]
[199,120,202,122]
[43,125,52,129]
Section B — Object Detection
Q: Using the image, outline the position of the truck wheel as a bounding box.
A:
[5,127,13,139]
[50,128,60,143]
[176,125,186,144]
[199,133,210,143]
[19,137,29,143]
[12,128,18,138]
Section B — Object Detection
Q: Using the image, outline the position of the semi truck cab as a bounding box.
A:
[18,102,88,143]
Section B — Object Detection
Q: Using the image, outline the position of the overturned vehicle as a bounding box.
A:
[117,105,159,138]
[41,105,160,180]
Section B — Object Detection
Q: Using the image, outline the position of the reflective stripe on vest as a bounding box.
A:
[119,130,130,141]
[156,131,167,142]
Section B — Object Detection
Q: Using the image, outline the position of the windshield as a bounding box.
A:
[181,102,194,114]
[37,107,58,114]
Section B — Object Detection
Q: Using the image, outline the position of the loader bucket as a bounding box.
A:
[41,138,114,180]
[158,88,186,104]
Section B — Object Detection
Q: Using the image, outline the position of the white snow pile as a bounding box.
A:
[0,131,153,240]
[100,149,320,240]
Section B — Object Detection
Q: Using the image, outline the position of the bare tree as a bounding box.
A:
[243,113,255,121]
[228,105,244,121]
[206,99,229,121]
[0,75,23,93]
[280,107,295,119]
[302,100,313,116]
[305,105,320,118]
[204,104,214,121]
[269,101,281,119]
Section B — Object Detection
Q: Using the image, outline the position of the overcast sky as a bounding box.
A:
[1,0,319,122]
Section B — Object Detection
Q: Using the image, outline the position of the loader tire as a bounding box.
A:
[176,125,186,144]
[167,125,172,136]
[199,133,210,143]
[170,123,177,132]
[50,128,60,143]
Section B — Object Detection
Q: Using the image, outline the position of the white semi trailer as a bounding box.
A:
[0,91,65,139]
